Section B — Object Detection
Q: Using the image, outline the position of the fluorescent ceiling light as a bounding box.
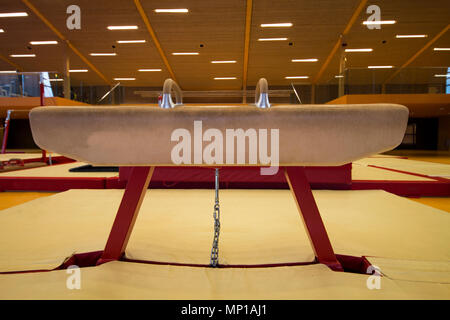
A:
[10,54,35,57]
[114,77,135,80]
[69,69,88,73]
[396,34,427,38]
[0,12,28,18]
[335,75,344,78]
[117,40,146,44]
[172,52,199,55]
[363,20,396,25]
[214,77,237,80]
[0,71,16,73]
[345,48,373,52]
[49,78,64,82]
[292,58,318,62]
[258,37,288,41]
[434,48,450,51]
[30,41,58,45]
[285,76,309,79]
[107,26,138,30]
[154,9,188,13]
[211,60,237,64]
[90,53,117,56]
[0,29,4,33]
[138,69,162,72]
[261,23,293,27]
[368,66,393,69]
[434,74,450,78]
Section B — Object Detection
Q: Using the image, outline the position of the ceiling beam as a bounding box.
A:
[384,24,450,84]
[133,0,177,84]
[242,0,253,103]
[312,0,368,84]
[0,54,23,71]
[21,0,111,85]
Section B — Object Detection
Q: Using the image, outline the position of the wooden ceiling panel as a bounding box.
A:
[0,0,448,90]
[411,32,450,67]
[344,0,449,70]
[248,0,361,86]
[140,0,246,90]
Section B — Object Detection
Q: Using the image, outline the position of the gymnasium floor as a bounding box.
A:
[0,150,448,299]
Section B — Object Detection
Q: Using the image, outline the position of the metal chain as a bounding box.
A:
[210,168,220,267]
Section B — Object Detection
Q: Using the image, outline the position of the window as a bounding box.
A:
[402,123,416,145]
[446,67,450,94]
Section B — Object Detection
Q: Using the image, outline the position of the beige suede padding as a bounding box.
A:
[29,104,408,166]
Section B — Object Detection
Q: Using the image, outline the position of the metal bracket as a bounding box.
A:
[255,78,271,108]
[160,78,183,108]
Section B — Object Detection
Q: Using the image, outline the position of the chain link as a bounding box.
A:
[210,168,220,267]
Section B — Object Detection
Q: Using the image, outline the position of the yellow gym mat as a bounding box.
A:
[354,158,450,178]
[0,261,448,299]
[0,162,118,178]
[0,189,449,273]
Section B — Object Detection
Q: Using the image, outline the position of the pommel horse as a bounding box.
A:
[29,79,409,272]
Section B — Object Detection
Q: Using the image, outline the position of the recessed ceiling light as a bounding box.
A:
[49,78,64,82]
[261,23,293,28]
[172,52,199,55]
[214,77,237,80]
[396,34,427,38]
[30,41,58,45]
[0,29,4,33]
[258,38,288,41]
[368,66,393,69]
[107,26,138,30]
[117,40,146,44]
[292,58,318,62]
[10,54,36,57]
[154,9,189,13]
[0,71,16,73]
[285,76,309,79]
[138,69,162,72]
[90,53,117,56]
[69,69,88,73]
[434,74,450,78]
[211,60,237,64]
[434,48,450,51]
[345,48,373,52]
[0,12,28,18]
[114,77,136,81]
[363,20,396,25]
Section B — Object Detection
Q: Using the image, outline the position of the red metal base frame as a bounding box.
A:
[97,166,343,272]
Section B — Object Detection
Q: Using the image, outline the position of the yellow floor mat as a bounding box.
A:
[352,163,433,181]
[354,158,450,178]
[0,189,449,273]
[0,261,448,299]
[367,257,450,283]
[0,192,55,210]
[0,162,118,178]
[409,197,450,213]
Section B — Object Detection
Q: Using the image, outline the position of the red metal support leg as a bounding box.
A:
[41,150,47,163]
[97,166,155,265]
[1,113,10,154]
[40,82,45,106]
[285,166,343,271]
